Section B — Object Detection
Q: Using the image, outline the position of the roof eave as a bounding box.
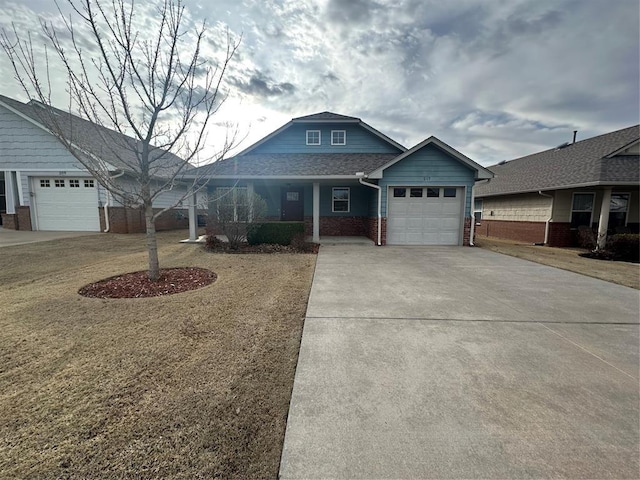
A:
[476,180,640,197]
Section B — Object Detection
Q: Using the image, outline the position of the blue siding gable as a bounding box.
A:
[379,144,477,216]
[250,122,402,154]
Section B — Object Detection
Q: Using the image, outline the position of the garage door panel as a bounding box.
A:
[387,186,462,246]
[34,177,100,231]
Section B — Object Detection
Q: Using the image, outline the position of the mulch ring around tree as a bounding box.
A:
[78,267,217,299]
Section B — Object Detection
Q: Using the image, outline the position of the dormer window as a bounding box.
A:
[306,130,321,145]
[331,130,346,145]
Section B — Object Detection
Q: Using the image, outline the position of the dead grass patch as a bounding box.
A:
[475,236,639,289]
[0,230,316,479]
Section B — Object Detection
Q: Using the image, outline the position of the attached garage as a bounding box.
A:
[387,186,463,245]
[33,177,100,231]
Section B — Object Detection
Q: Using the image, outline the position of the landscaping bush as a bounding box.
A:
[247,222,305,245]
[606,234,639,263]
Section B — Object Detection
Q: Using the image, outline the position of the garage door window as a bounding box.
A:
[40,179,50,188]
[84,179,95,188]
[69,180,80,188]
[393,188,406,197]
[443,188,457,198]
[410,188,423,197]
[426,188,439,197]
[55,179,65,188]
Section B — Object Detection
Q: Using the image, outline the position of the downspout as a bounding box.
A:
[538,190,554,245]
[358,174,382,246]
[470,179,490,246]
[103,170,125,232]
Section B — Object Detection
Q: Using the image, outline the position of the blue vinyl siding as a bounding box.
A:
[379,144,476,216]
[251,123,402,154]
[319,184,370,216]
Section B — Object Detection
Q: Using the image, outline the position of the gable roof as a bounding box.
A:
[292,111,360,122]
[368,136,493,180]
[236,111,406,155]
[193,152,398,178]
[0,94,188,177]
[476,125,640,197]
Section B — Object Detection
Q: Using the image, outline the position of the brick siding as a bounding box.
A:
[1,213,18,230]
[547,222,573,247]
[365,217,387,245]
[99,207,188,234]
[463,217,472,246]
[17,206,32,231]
[474,219,545,244]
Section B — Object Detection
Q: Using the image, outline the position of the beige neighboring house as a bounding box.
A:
[474,125,640,247]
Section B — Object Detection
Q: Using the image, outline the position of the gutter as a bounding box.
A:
[470,179,490,246]
[538,191,554,245]
[357,173,382,246]
[103,170,125,232]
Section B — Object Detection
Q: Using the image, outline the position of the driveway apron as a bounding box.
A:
[280,245,640,479]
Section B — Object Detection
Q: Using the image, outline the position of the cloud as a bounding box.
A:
[1,0,638,165]
[228,70,296,97]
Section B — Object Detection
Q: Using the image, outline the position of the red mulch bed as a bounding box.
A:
[78,267,217,299]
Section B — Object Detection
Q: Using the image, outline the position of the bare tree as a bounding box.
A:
[211,189,268,250]
[0,0,240,280]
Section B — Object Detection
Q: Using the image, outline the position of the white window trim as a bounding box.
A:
[610,191,631,227]
[570,192,595,226]
[331,130,346,145]
[306,130,321,146]
[332,187,350,213]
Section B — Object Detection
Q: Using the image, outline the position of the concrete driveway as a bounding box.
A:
[0,227,99,247]
[280,245,640,479]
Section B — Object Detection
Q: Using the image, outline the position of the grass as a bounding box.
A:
[475,236,639,289]
[0,230,316,479]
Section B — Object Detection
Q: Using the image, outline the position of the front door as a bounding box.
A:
[281,187,304,221]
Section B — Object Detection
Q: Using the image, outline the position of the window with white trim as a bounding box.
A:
[216,186,249,221]
[331,130,346,145]
[608,193,629,231]
[571,193,594,228]
[306,130,321,145]
[332,187,350,212]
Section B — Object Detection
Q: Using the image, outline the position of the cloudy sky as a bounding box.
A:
[0,0,638,166]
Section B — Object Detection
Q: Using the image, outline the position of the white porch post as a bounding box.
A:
[312,182,320,243]
[247,182,254,222]
[188,190,197,241]
[597,187,612,250]
[4,171,16,214]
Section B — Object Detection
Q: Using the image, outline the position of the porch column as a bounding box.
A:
[4,171,16,214]
[596,187,612,250]
[188,190,197,241]
[312,182,320,243]
[247,182,254,222]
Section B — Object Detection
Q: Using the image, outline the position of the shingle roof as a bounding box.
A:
[0,94,188,176]
[476,125,640,197]
[292,111,360,122]
[195,153,398,177]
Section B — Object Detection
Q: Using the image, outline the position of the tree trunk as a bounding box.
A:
[144,201,160,281]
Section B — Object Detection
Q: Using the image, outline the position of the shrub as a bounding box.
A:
[606,234,639,263]
[209,190,268,249]
[247,222,305,245]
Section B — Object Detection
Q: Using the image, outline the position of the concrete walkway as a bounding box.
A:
[0,227,99,247]
[280,245,640,479]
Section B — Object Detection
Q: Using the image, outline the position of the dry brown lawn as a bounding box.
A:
[0,230,316,479]
[475,236,639,289]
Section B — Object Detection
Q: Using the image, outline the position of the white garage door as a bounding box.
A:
[387,186,463,245]
[34,177,100,231]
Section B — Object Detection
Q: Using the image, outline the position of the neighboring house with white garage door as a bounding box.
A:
[0,94,192,233]
[195,112,493,245]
